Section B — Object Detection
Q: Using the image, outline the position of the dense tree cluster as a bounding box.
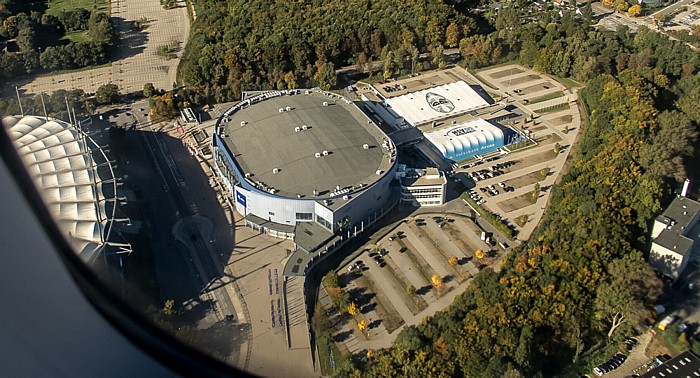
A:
[330,7,700,378]
[179,0,478,100]
[0,0,114,80]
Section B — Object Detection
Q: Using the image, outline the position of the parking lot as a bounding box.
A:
[455,64,582,240]
[12,0,190,96]
[319,214,505,354]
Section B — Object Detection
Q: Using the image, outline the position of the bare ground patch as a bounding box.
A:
[497,192,537,213]
[519,81,556,96]
[546,114,573,126]
[488,67,525,79]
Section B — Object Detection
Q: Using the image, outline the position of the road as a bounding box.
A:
[110,100,246,365]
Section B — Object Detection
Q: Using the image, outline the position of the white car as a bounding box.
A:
[498,182,506,188]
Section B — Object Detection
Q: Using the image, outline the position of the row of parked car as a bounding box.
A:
[593,353,627,376]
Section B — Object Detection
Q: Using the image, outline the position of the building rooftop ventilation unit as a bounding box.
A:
[269,188,276,194]
[295,127,300,132]
[363,144,369,150]
[313,189,319,196]
[244,172,251,178]
[285,106,291,111]
[240,120,246,126]
[323,101,329,107]
[322,150,329,156]
[273,168,280,174]
[376,170,383,175]
[301,125,308,130]
[343,195,349,201]
[315,152,321,158]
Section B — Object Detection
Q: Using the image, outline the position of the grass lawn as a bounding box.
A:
[61,30,91,43]
[316,328,344,375]
[47,0,109,16]
[556,76,582,90]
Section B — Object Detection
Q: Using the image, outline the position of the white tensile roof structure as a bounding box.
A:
[384,81,489,126]
[423,118,504,161]
[3,115,120,262]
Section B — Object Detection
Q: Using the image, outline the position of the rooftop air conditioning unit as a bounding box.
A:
[336,185,341,191]
[322,150,329,156]
[363,144,369,150]
[313,189,319,196]
[244,172,251,178]
[376,170,382,175]
[295,127,301,132]
[315,152,321,158]
[273,168,280,174]
[279,108,285,113]
[269,189,276,194]
[240,121,246,126]
[323,101,329,107]
[301,125,308,130]
[285,106,291,111]
[343,195,349,201]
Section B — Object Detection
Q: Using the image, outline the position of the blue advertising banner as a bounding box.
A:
[236,191,247,209]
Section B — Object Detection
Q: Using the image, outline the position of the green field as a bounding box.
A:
[61,30,91,43]
[47,0,109,16]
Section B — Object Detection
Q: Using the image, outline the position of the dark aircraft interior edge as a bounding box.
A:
[0,123,257,377]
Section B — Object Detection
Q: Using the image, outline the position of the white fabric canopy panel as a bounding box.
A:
[423,118,505,162]
[384,81,489,126]
[3,115,108,259]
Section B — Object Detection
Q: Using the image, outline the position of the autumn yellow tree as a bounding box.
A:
[475,249,485,259]
[348,302,359,316]
[448,256,458,266]
[628,4,641,17]
[431,274,443,287]
[358,320,367,330]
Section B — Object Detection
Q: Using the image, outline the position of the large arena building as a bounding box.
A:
[213,89,398,241]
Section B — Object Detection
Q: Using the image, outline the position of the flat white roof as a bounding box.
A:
[385,81,489,126]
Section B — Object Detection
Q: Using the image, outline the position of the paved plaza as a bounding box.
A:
[13,0,189,96]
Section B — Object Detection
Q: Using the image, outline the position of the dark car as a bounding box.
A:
[399,247,407,253]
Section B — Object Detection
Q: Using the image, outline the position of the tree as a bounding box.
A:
[539,167,551,179]
[95,83,120,104]
[628,4,642,17]
[449,256,458,266]
[446,22,461,48]
[149,92,179,121]
[348,302,359,316]
[162,299,175,316]
[595,252,662,338]
[407,284,416,296]
[358,320,367,330]
[283,71,297,89]
[431,274,443,287]
[475,249,485,259]
[143,83,156,98]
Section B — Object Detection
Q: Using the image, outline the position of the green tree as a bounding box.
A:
[595,252,661,338]
[143,83,156,98]
[323,271,339,288]
[95,83,120,104]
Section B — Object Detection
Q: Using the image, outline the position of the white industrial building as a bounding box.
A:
[398,167,447,207]
[384,81,490,126]
[649,196,700,280]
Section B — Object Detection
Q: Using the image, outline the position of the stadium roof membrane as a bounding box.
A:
[3,115,111,261]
